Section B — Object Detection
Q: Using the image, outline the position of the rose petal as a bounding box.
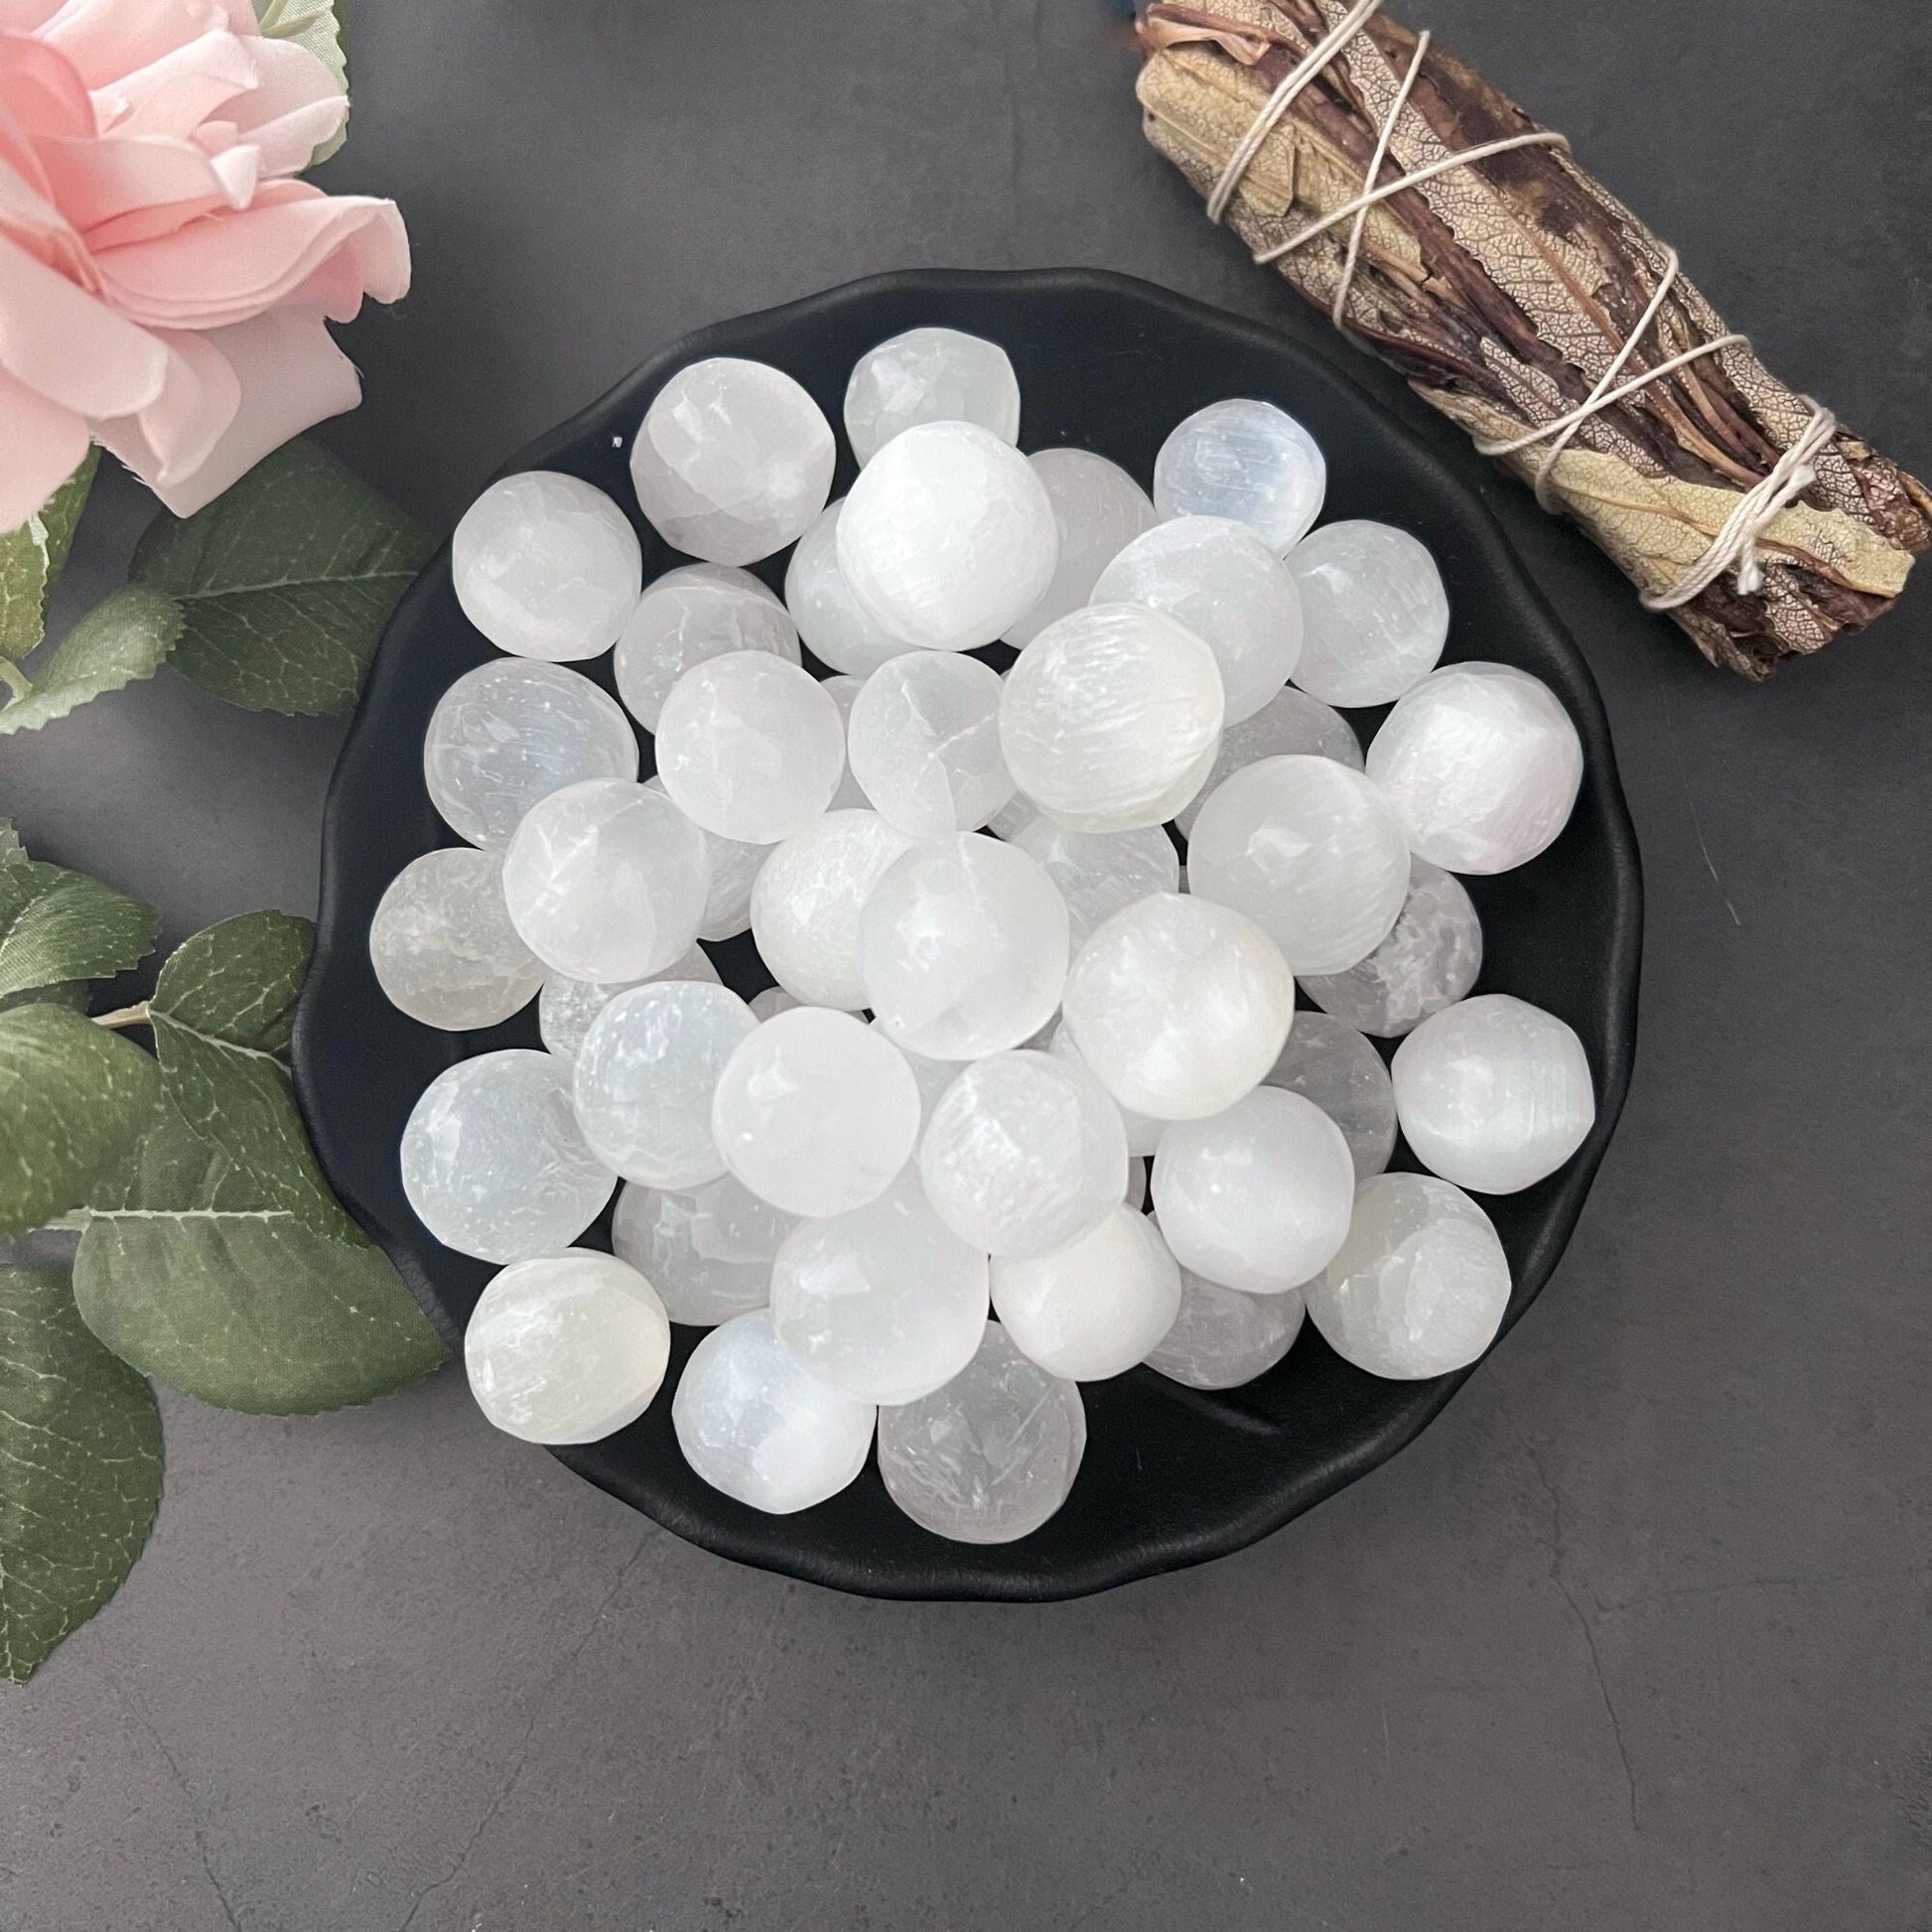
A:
[93,26,256,141]
[0,359,88,529]
[221,36,345,176]
[36,127,254,234]
[35,0,227,91]
[90,317,234,483]
[0,29,93,139]
[0,228,168,412]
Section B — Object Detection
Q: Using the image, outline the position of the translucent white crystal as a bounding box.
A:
[501,778,710,981]
[878,1322,1086,1544]
[1391,993,1594,1194]
[821,674,871,808]
[465,1249,670,1444]
[654,651,845,843]
[750,808,917,1011]
[1186,755,1410,975]
[1007,816,1180,947]
[369,847,542,1031]
[572,980,757,1187]
[1144,1267,1305,1390]
[1005,448,1159,647]
[613,563,800,732]
[1060,893,1293,1119]
[713,1007,921,1217]
[998,602,1224,832]
[638,776,767,943]
[1301,857,1481,1037]
[1124,1157,1148,1210]
[991,1204,1181,1380]
[1367,661,1583,874]
[451,471,641,661]
[846,650,1014,837]
[837,420,1058,651]
[861,833,1070,1059]
[875,1018,958,1124]
[401,1049,615,1264]
[612,1173,793,1325]
[1091,514,1303,723]
[843,327,1022,465]
[423,658,638,852]
[1309,1173,1510,1378]
[749,987,802,1022]
[673,1309,876,1513]
[1288,519,1449,706]
[783,501,917,678]
[629,356,835,564]
[536,946,720,1064]
[1263,1010,1396,1180]
[1153,399,1325,553]
[1173,685,1362,838]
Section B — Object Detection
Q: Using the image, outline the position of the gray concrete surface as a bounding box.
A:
[4,1,1929,1925]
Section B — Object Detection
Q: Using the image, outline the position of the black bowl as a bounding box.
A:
[294,268,1641,1602]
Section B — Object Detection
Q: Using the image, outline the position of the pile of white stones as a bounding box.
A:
[376,325,1595,1546]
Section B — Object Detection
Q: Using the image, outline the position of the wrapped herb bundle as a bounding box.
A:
[1136,0,1930,677]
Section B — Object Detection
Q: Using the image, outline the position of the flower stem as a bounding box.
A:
[92,1002,152,1031]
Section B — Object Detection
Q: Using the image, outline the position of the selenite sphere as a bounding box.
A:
[1391,993,1594,1193]
[1153,1085,1355,1294]
[783,501,917,678]
[1289,519,1449,706]
[1367,661,1584,874]
[641,776,768,943]
[878,1322,1087,1544]
[572,980,756,1188]
[769,1177,990,1404]
[713,1007,922,1217]
[451,471,641,661]
[821,674,871,808]
[1144,1267,1306,1390]
[1005,448,1159,647]
[654,651,845,843]
[1186,755,1411,975]
[843,327,1022,465]
[861,834,1070,1059]
[628,356,835,564]
[536,944,720,1064]
[1173,684,1362,838]
[423,658,639,851]
[1153,398,1326,553]
[750,808,917,1011]
[1007,816,1181,946]
[1263,1010,1397,1180]
[875,1019,959,1124]
[1301,856,1482,1037]
[1309,1172,1511,1378]
[401,1049,615,1264]
[501,778,710,982]
[465,1250,670,1445]
[673,1309,876,1514]
[612,1173,793,1325]
[999,602,1225,832]
[991,1204,1181,1380]
[613,563,800,732]
[837,420,1058,652]
[1060,893,1293,1119]
[369,847,542,1031]
[917,1048,1128,1257]
[1047,1025,1164,1156]
[847,650,1015,837]
[1091,514,1304,723]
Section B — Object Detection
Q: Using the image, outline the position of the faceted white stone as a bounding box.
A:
[991,1204,1181,1381]
[769,1176,990,1404]
[537,944,720,1064]
[821,675,872,808]
[1060,893,1293,1119]
[861,833,1070,1059]
[465,1249,670,1444]
[1007,816,1180,947]
[1186,755,1410,975]
[572,980,757,1188]
[1367,661,1584,874]
[629,356,835,564]
[1005,448,1159,647]
[1288,519,1449,706]
[1262,1011,1396,1180]
[1173,685,1362,837]
[501,778,710,982]
[750,808,917,1011]
[875,1019,958,1124]
[654,651,845,843]
[983,790,1037,842]
[1091,514,1304,723]
[1144,1267,1305,1390]
[401,1049,615,1264]
[1047,1022,1166,1156]
[1153,399,1326,553]
[843,327,1022,465]
[1124,1157,1148,1210]
[999,602,1224,832]
[749,987,802,1022]
[783,501,917,678]
[1309,1173,1510,1378]
[613,564,800,732]
[838,420,1058,652]
[1301,857,1482,1037]
[846,651,1014,837]
[452,471,641,661]
[673,1309,876,1513]
[612,1173,793,1326]
[369,847,542,1031]
[639,776,768,943]
[1391,993,1594,1194]
[917,1048,1127,1258]
[878,1322,1086,1544]
[423,658,638,852]
[713,1007,922,1218]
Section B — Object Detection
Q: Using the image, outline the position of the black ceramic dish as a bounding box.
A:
[294,268,1641,1602]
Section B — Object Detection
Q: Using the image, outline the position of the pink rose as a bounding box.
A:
[0,0,410,528]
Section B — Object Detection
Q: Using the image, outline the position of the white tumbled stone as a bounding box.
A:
[612,1173,793,1326]
[1173,685,1361,838]
[820,674,872,808]
[1144,1267,1305,1390]
[991,1204,1181,1380]
[1007,816,1180,946]
[844,327,1022,465]
[1289,520,1449,706]
[536,947,720,1065]
[1263,1011,1397,1180]
[1153,398,1325,553]
[874,1019,958,1125]
[369,847,542,1031]
[636,776,768,944]
[613,564,800,732]
[750,808,916,1012]
[748,987,802,1022]
[1005,448,1159,646]
[783,501,917,678]
[1047,1023,1166,1157]
[1301,857,1482,1037]
[847,651,1014,836]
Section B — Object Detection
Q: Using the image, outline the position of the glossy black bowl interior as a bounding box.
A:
[294,269,1641,1601]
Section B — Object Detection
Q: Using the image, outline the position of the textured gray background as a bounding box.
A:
[4,1,1930,1926]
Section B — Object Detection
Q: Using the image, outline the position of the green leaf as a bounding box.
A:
[0,980,91,1019]
[128,439,432,716]
[0,585,182,737]
[0,451,97,661]
[153,908,313,1053]
[0,862,158,1001]
[0,1263,162,1682]
[253,0,348,163]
